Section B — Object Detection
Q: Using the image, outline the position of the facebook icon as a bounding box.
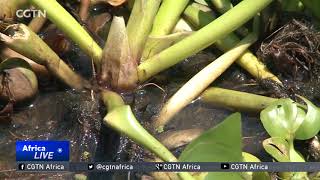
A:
[18,163,25,170]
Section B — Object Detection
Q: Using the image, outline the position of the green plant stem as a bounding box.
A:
[127,0,161,63]
[0,24,88,90]
[101,90,125,111]
[200,87,278,111]
[101,93,194,179]
[154,32,257,130]
[183,3,217,27]
[101,93,177,163]
[211,0,233,13]
[150,0,190,36]
[288,138,305,162]
[183,3,281,83]
[0,18,48,78]
[0,47,49,78]
[300,0,320,20]
[141,0,190,60]
[211,0,249,36]
[29,0,102,67]
[138,0,273,82]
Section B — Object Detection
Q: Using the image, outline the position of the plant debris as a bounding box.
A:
[259,19,320,100]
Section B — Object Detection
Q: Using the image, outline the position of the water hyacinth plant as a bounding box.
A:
[261,97,320,179]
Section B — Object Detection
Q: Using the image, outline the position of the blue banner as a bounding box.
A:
[16,141,69,161]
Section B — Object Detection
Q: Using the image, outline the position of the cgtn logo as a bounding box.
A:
[16,9,46,18]
[16,141,69,161]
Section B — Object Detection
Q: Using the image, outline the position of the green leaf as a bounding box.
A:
[252,172,270,180]
[242,152,270,180]
[242,152,261,162]
[205,172,243,180]
[263,137,290,162]
[263,137,305,163]
[179,113,243,179]
[260,99,304,140]
[295,96,320,140]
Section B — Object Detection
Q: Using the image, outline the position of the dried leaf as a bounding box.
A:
[100,16,138,90]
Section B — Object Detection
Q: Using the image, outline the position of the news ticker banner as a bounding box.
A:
[13,140,320,173]
[15,162,320,172]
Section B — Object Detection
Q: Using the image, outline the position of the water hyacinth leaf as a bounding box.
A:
[242,152,261,162]
[100,16,138,90]
[260,99,304,140]
[295,96,320,140]
[242,152,270,180]
[179,113,242,179]
[179,113,242,161]
[263,137,290,162]
[264,136,305,163]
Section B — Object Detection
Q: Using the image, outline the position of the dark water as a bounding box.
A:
[0,90,114,179]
